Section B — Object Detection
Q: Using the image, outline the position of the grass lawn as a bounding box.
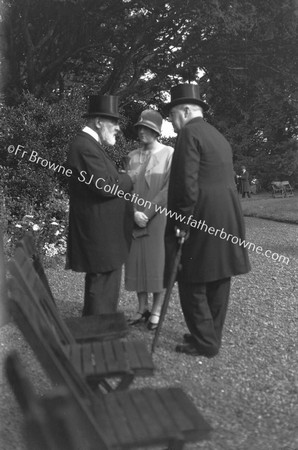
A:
[241,190,298,224]
[0,216,297,450]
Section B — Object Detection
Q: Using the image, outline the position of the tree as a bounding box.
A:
[2,0,298,187]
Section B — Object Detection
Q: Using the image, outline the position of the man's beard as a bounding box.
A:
[101,130,116,146]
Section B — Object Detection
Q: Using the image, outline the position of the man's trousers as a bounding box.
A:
[82,267,122,316]
[178,277,231,356]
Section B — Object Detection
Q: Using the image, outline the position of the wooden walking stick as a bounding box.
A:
[151,235,185,353]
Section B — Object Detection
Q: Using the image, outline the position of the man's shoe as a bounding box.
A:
[175,343,215,358]
[183,333,195,344]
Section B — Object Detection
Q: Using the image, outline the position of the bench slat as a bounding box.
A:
[109,340,130,373]
[122,389,174,443]
[138,388,182,437]
[165,388,212,441]
[102,340,122,374]
[110,389,157,443]
[99,392,136,444]
[156,388,195,431]
[123,341,145,371]
[81,343,95,376]
[129,340,155,373]
[90,342,108,376]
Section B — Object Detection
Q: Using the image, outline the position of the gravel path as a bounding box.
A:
[0,217,297,450]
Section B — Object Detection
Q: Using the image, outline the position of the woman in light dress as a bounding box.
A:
[125,110,174,330]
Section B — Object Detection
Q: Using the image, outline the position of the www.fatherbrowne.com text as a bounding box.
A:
[7,144,290,265]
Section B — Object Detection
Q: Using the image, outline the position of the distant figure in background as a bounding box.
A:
[239,166,251,198]
[125,110,174,330]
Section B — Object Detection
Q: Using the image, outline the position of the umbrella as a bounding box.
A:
[151,236,185,353]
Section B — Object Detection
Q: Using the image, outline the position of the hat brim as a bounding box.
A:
[134,121,161,135]
[82,112,121,120]
[163,97,209,115]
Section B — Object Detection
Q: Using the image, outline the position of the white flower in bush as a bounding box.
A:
[15,224,22,228]
[32,224,40,231]
[43,243,59,257]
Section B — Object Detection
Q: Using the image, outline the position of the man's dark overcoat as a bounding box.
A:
[66,131,134,274]
[164,117,251,284]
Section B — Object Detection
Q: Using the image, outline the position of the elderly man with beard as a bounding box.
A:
[66,95,134,316]
[164,84,251,357]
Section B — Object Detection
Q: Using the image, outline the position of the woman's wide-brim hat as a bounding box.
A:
[164,83,209,114]
[134,109,163,135]
[82,95,121,119]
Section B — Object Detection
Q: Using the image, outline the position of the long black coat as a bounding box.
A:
[240,171,250,193]
[164,117,251,284]
[66,132,134,273]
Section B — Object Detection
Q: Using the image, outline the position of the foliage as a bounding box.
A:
[0,92,77,233]
[250,139,298,189]
[2,188,68,258]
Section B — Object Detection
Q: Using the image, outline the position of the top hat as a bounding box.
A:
[164,84,209,114]
[82,95,121,119]
[134,109,163,135]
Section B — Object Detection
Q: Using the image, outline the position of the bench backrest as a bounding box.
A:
[7,279,109,449]
[7,277,77,388]
[5,352,105,450]
[8,246,75,345]
[16,233,55,304]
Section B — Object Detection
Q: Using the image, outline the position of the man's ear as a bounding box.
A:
[95,117,102,129]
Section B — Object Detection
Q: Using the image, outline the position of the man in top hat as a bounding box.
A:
[66,95,134,315]
[164,84,251,357]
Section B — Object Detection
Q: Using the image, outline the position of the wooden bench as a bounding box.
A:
[271,181,285,197]
[5,352,109,450]
[271,181,294,198]
[281,181,294,197]
[6,282,212,449]
[16,233,129,343]
[7,268,154,392]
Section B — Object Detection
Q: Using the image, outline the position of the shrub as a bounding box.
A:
[2,188,68,258]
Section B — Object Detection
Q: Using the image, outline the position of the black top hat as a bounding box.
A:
[82,95,121,119]
[164,84,209,114]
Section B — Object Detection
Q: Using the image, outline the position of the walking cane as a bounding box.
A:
[151,234,185,353]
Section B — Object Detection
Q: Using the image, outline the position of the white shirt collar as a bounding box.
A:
[82,126,100,143]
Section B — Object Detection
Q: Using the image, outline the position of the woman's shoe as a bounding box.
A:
[128,310,150,326]
[147,313,160,331]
